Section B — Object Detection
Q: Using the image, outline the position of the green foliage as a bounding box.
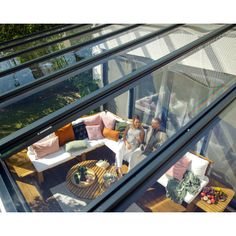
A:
[0,24,58,43]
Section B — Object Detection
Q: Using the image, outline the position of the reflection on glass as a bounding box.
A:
[0,25,232,141]
[0,25,160,94]
[125,98,236,212]
[3,30,236,211]
[0,25,126,73]
[0,25,97,57]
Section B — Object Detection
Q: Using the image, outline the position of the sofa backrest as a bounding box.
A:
[185,151,212,177]
[72,111,128,126]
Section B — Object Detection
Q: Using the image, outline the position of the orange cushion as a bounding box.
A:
[103,127,120,142]
[55,123,75,146]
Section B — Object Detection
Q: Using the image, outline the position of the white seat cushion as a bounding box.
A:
[28,147,72,173]
[27,139,106,173]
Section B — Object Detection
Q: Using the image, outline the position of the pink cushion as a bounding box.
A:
[100,112,116,129]
[32,136,60,159]
[166,156,192,181]
[85,125,104,140]
[84,114,101,126]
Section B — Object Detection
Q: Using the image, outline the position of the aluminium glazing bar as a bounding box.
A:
[84,78,236,212]
[0,24,109,63]
[0,161,31,212]
[0,24,86,52]
[0,24,67,48]
[0,24,181,103]
[0,24,233,161]
[0,24,141,79]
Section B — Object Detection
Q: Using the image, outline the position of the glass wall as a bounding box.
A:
[124,98,236,212]
[0,25,162,95]
[0,25,98,57]
[0,25,127,72]
[1,24,236,212]
[0,24,224,141]
[3,29,236,211]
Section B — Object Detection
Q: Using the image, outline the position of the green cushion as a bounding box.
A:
[65,140,88,153]
[115,122,128,139]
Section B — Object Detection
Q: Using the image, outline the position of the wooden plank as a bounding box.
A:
[16,180,44,207]
[5,149,35,178]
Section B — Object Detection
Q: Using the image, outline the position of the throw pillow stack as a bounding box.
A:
[82,111,127,142]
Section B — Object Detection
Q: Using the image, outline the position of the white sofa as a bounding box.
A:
[157,151,210,204]
[27,111,129,183]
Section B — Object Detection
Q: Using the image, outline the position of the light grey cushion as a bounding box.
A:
[65,140,88,153]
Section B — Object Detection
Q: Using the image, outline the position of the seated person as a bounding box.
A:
[128,117,168,171]
[115,115,145,178]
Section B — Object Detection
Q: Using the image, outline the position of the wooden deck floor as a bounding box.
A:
[5,145,123,212]
[4,145,219,212]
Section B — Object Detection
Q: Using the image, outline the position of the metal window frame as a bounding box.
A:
[0,24,110,63]
[0,24,181,103]
[0,24,88,52]
[0,24,142,79]
[0,24,67,48]
[0,160,31,212]
[0,24,233,161]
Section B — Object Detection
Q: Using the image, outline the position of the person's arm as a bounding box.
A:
[154,132,168,149]
[123,126,129,144]
[139,127,145,144]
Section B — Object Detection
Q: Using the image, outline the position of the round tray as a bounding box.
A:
[71,169,96,188]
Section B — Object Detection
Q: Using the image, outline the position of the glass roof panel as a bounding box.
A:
[0,24,228,141]
[0,25,162,95]
[0,25,127,72]
[0,25,99,57]
[0,25,67,50]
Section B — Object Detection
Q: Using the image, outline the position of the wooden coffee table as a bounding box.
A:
[194,179,235,212]
[66,160,127,200]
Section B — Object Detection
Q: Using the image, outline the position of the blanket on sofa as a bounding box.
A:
[166,170,201,204]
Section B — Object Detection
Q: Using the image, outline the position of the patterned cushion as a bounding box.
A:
[115,121,128,139]
[73,122,88,140]
[65,140,88,153]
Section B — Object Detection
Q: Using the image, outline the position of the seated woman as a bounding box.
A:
[128,117,168,171]
[115,115,145,178]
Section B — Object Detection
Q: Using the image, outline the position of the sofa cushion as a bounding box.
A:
[84,114,102,126]
[65,140,88,153]
[55,123,75,146]
[86,125,104,140]
[102,127,119,142]
[100,112,116,129]
[32,136,60,159]
[115,121,129,139]
[185,152,209,177]
[72,122,88,140]
[166,156,192,181]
